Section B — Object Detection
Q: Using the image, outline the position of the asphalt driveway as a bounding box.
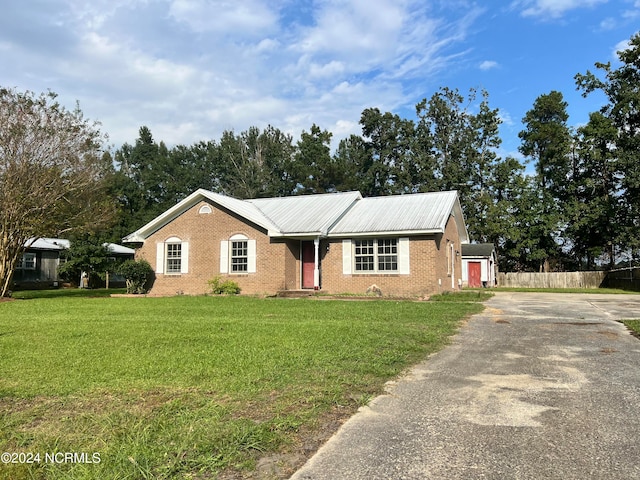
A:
[290,292,640,480]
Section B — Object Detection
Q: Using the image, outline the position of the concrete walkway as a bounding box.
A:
[290,292,640,480]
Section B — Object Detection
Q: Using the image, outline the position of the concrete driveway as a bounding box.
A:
[290,292,640,480]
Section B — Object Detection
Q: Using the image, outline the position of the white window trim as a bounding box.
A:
[17,252,36,270]
[156,237,189,275]
[343,237,409,275]
[220,235,256,274]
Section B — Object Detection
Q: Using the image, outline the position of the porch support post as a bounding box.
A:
[313,238,320,290]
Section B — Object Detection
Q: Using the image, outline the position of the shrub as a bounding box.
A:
[117,259,154,294]
[208,276,241,295]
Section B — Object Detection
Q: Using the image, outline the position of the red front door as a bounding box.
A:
[302,241,315,289]
[468,262,482,288]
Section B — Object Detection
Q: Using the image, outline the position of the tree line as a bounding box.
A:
[108,32,640,272]
[1,33,639,295]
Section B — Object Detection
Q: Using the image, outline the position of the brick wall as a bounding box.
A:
[319,214,463,297]
[136,201,295,296]
[135,202,463,297]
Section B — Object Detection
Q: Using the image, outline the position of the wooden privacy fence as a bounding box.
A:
[497,271,607,289]
[602,268,640,291]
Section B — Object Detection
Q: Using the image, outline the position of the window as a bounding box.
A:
[166,243,182,273]
[354,239,398,273]
[378,239,398,271]
[343,238,409,275]
[231,240,248,272]
[155,238,189,274]
[354,239,375,271]
[220,235,256,274]
[18,253,36,270]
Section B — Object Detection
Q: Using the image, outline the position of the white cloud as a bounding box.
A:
[511,0,608,19]
[479,60,499,70]
[614,39,631,60]
[0,0,486,150]
[168,0,278,35]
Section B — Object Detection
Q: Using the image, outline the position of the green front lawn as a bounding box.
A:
[0,294,483,479]
[623,320,640,336]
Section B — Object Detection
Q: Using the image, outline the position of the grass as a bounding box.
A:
[11,288,126,299]
[623,320,640,337]
[0,293,484,479]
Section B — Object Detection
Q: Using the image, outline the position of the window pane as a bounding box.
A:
[231,240,248,272]
[166,243,182,273]
[354,239,374,271]
[377,239,397,271]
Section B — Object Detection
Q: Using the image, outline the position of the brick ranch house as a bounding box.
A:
[123,189,469,297]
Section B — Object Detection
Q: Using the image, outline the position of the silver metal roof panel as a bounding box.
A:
[328,191,459,235]
[249,191,361,235]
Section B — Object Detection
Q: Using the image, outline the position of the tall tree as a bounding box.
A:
[517,91,572,271]
[216,126,295,199]
[575,31,640,262]
[294,124,339,194]
[0,88,114,296]
[416,87,504,242]
[565,112,619,268]
[332,134,371,193]
[359,108,418,195]
[113,127,171,237]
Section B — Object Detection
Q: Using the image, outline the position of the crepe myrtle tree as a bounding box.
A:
[0,88,115,296]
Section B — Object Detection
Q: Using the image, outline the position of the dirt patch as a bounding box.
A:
[219,405,355,480]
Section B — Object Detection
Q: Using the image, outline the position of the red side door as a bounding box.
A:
[302,241,315,289]
[468,262,482,288]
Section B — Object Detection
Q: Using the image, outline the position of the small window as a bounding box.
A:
[166,243,182,273]
[199,205,212,214]
[18,253,36,270]
[231,240,248,272]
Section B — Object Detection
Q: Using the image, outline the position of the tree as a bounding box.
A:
[216,126,295,199]
[293,124,338,194]
[575,31,640,263]
[416,87,505,242]
[519,91,573,196]
[565,112,619,268]
[57,234,114,287]
[0,88,114,297]
[332,134,371,193]
[359,108,419,195]
[517,91,573,271]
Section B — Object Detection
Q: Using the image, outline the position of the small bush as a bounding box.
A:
[117,259,154,294]
[208,276,241,295]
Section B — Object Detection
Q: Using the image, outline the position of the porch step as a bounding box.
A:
[276,289,316,298]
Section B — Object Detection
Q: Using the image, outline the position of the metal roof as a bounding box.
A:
[248,191,361,235]
[123,189,468,242]
[328,191,461,236]
[24,238,134,255]
[25,238,70,250]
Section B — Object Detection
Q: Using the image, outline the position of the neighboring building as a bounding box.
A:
[13,238,135,289]
[461,243,497,288]
[124,189,469,297]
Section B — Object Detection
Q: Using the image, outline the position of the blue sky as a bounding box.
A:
[1,0,638,159]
